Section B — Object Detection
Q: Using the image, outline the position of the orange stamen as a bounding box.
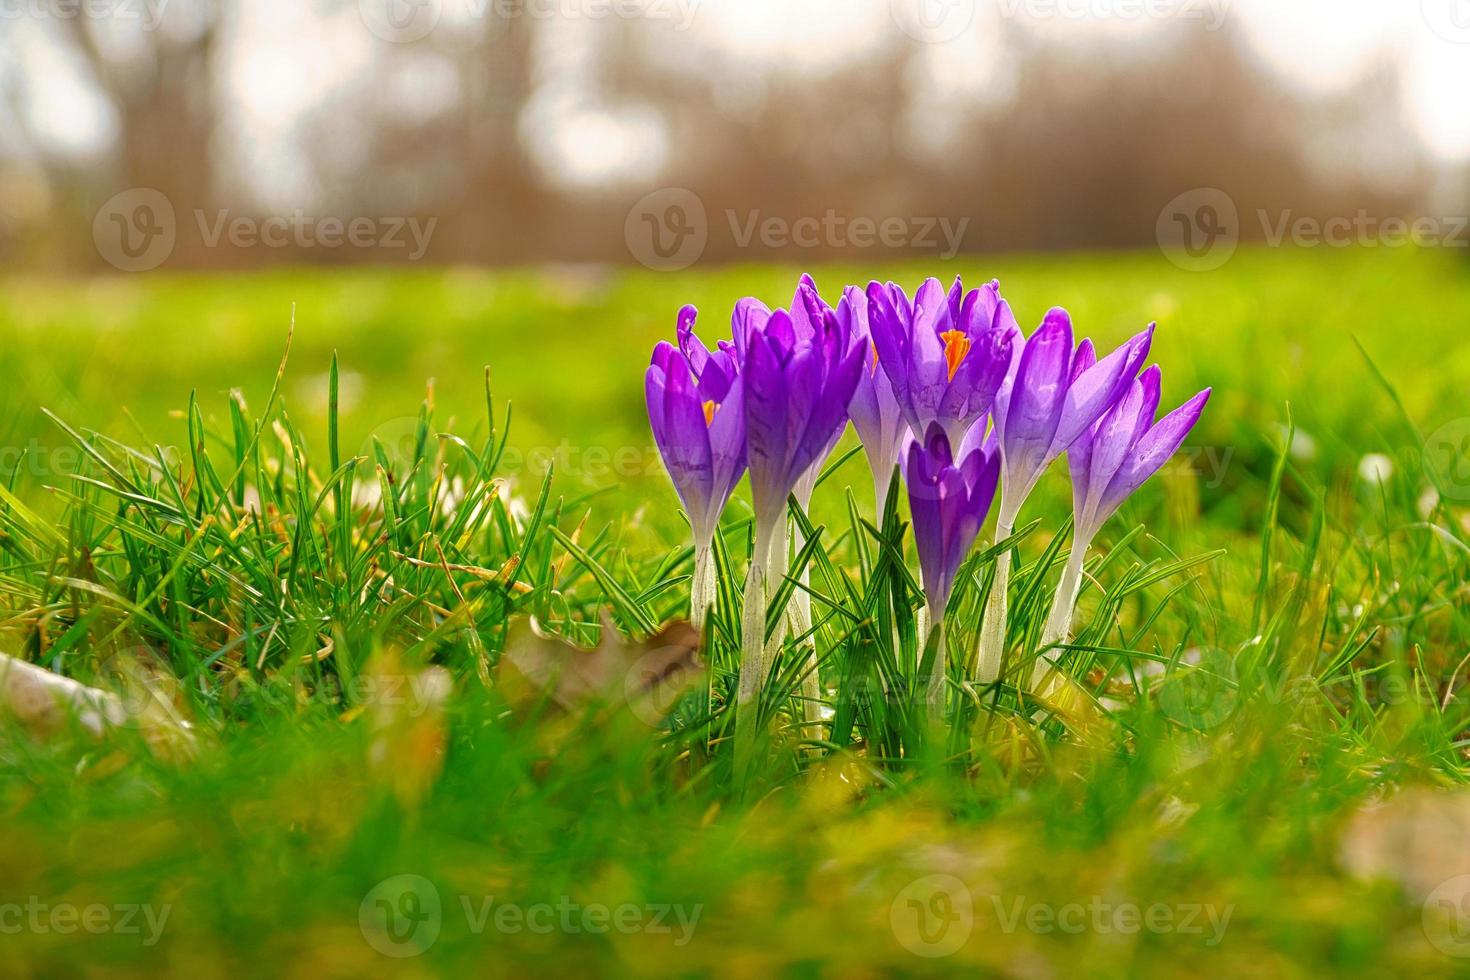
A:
[703,400,718,426]
[940,329,971,382]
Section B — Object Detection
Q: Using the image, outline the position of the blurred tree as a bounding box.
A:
[61,1,224,264]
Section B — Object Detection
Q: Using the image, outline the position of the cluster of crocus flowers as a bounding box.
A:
[645,273,1209,754]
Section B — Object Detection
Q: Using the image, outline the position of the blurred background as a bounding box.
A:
[0,0,1468,530]
[1,0,1468,271]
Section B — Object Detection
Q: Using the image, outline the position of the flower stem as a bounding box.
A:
[872,464,893,528]
[976,516,1014,684]
[690,540,716,634]
[735,521,777,777]
[1035,531,1092,690]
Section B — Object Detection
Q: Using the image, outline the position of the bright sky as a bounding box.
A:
[10,0,1470,194]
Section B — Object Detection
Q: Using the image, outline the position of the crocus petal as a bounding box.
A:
[906,424,1001,617]
[936,325,1012,438]
[1081,371,1154,525]
[664,362,715,498]
[706,376,748,524]
[862,277,1023,449]
[731,298,771,359]
[866,282,913,409]
[742,332,791,518]
[1001,309,1073,480]
[794,336,865,477]
[906,436,947,604]
[907,279,950,414]
[1097,387,1212,523]
[1051,324,1152,454]
[677,304,711,377]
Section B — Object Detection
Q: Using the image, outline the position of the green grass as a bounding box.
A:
[1,246,1469,977]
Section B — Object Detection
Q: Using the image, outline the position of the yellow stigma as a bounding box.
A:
[940,329,972,382]
[703,400,718,427]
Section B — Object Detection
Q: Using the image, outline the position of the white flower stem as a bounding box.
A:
[872,464,893,528]
[1034,533,1091,690]
[690,540,716,634]
[976,509,1016,684]
[735,520,777,777]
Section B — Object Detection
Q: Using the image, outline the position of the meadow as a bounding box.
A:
[1,244,1469,978]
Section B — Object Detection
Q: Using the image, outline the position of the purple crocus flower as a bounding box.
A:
[864,277,1015,450]
[974,309,1153,683]
[646,304,746,629]
[741,294,866,531]
[787,276,856,511]
[1037,364,1211,666]
[906,424,1000,643]
[769,277,856,738]
[840,285,910,521]
[734,281,867,770]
